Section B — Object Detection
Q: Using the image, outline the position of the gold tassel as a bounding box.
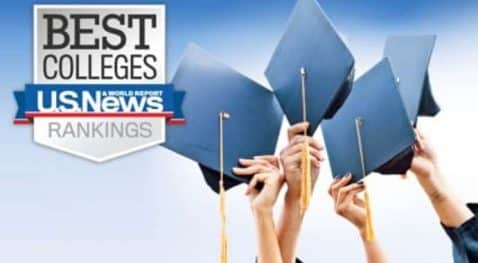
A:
[300,141,311,214]
[364,185,375,241]
[299,67,311,214]
[219,112,230,263]
[219,183,228,263]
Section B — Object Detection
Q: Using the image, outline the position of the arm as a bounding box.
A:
[277,122,324,263]
[360,234,387,263]
[276,194,304,263]
[409,130,473,227]
[253,207,282,263]
[234,158,284,263]
[329,175,387,263]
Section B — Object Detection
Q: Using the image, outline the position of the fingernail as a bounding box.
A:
[357,181,364,185]
[346,173,352,178]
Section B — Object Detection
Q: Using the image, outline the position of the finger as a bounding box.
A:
[284,138,325,158]
[353,195,365,207]
[233,164,272,176]
[309,147,326,162]
[289,136,324,151]
[245,173,269,195]
[336,187,365,214]
[254,155,279,168]
[283,152,302,169]
[287,122,309,141]
[414,129,426,152]
[283,146,322,169]
[328,175,346,196]
[329,173,352,199]
[308,139,325,152]
[342,185,365,205]
[239,158,270,167]
[281,142,304,158]
[246,175,259,195]
[245,177,257,195]
[336,183,365,205]
[310,155,321,168]
[234,165,271,176]
[286,135,309,150]
[282,138,315,159]
[415,129,425,141]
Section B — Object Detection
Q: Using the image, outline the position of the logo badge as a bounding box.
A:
[14,5,184,162]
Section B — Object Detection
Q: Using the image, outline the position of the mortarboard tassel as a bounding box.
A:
[299,67,312,214]
[219,112,230,263]
[300,142,311,213]
[355,117,375,241]
[363,185,375,241]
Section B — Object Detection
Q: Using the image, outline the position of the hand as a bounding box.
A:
[407,131,474,227]
[329,174,367,235]
[408,129,447,202]
[409,129,439,178]
[233,157,284,213]
[280,122,325,201]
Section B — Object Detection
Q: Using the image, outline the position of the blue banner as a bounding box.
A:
[14,84,185,121]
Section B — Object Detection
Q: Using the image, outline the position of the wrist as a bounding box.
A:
[284,190,300,205]
[416,164,438,179]
[358,228,368,241]
[416,167,452,204]
[251,203,273,217]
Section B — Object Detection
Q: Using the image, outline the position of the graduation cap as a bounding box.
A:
[265,0,354,212]
[164,44,283,262]
[383,35,440,125]
[322,58,415,241]
[265,0,355,136]
[322,58,415,182]
[164,44,283,193]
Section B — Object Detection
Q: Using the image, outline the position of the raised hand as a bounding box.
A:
[328,174,367,234]
[280,122,325,201]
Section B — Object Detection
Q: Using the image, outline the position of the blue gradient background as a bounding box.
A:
[1,1,478,262]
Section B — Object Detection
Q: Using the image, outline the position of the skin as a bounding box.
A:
[277,122,325,263]
[328,175,388,263]
[408,129,473,227]
[233,157,284,263]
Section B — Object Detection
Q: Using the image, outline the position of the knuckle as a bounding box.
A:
[331,185,338,193]
[335,206,345,215]
[337,188,346,196]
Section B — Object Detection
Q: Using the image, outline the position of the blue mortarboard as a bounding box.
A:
[383,35,440,125]
[265,0,355,135]
[322,58,415,182]
[164,44,283,193]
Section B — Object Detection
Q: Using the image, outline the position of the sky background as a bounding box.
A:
[1,0,478,262]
